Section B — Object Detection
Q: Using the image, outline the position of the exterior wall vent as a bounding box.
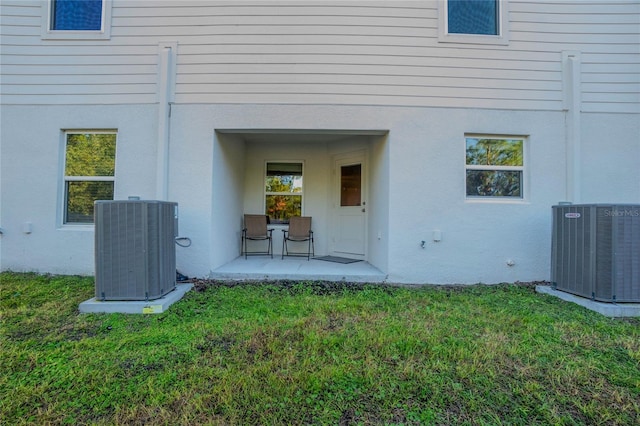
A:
[551,204,640,303]
[94,200,178,301]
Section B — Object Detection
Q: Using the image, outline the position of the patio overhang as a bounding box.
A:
[215,128,389,143]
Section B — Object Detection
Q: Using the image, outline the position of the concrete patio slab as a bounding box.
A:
[210,256,387,283]
[79,283,193,314]
[536,285,640,318]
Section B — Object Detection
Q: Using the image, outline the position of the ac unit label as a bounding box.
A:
[565,213,581,219]
[604,208,640,217]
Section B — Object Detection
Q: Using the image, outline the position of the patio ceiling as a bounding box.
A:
[216,129,388,144]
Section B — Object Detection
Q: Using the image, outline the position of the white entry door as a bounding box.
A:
[331,153,367,258]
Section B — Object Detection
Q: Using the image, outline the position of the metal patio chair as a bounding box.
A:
[282,216,314,260]
[242,214,273,259]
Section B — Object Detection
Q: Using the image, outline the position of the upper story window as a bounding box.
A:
[465,136,525,199]
[63,131,117,224]
[265,162,303,224]
[51,0,103,30]
[42,0,112,40]
[439,0,509,45]
[448,0,498,35]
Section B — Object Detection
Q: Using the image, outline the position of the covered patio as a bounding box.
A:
[210,256,386,283]
[183,127,391,283]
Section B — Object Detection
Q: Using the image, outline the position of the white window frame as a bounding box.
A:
[61,130,117,226]
[264,161,304,224]
[41,0,112,40]
[438,0,510,45]
[464,134,528,203]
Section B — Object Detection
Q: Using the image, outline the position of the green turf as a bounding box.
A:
[1,273,638,425]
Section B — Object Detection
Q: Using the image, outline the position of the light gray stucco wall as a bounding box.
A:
[1,103,638,283]
[0,105,158,275]
[580,112,640,203]
[383,107,567,284]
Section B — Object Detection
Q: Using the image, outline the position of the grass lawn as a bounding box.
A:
[1,272,639,425]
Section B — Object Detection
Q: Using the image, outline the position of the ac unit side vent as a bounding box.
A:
[551,204,640,303]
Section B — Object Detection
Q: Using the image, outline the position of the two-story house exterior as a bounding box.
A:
[1,0,639,283]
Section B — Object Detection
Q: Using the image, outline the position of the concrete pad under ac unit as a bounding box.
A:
[536,285,640,318]
[79,283,193,314]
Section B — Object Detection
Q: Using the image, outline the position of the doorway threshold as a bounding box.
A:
[210,256,386,283]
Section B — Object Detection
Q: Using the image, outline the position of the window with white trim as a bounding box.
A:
[63,131,116,224]
[465,136,524,198]
[265,162,303,224]
[42,0,112,40]
[439,0,509,45]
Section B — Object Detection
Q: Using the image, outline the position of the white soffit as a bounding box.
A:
[215,129,389,144]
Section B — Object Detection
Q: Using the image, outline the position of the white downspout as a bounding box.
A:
[156,42,177,201]
[563,51,582,203]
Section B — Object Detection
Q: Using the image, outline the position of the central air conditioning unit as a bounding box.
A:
[95,200,178,301]
[551,204,640,303]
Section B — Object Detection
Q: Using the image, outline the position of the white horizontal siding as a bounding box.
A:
[2,54,156,66]
[176,73,560,90]
[1,64,157,75]
[176,54,561,71]
[510,0,640,113]
[0,0,637,113]
[172,92,559,112]
[113,0,561,110]
[0,0,158,105]
[0,93,157,105]
[113,3,432,19]
[1,83,156,96]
